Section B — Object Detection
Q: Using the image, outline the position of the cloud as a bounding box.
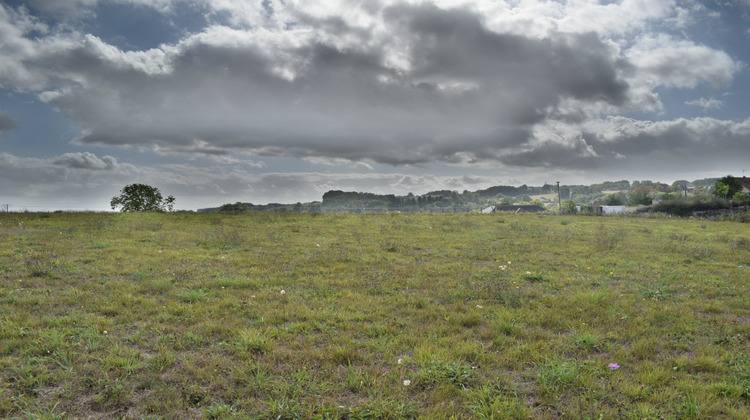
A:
[626,35,740,90]
[4,2,640,166]
[582,117,750,172]
[0,152,133,185]
[493,115,750,174]
[20,0,177,19]
[685,97,724,110]
[51,152,119,169]
[0,109,19,133]
[0,0,745,184]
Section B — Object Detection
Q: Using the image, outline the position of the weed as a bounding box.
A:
[233,330,268,353]
[94,373,128,408]
[574,332,601,352]
[418,360,474,388]
[735,237,750,250]
[346,362,363,393]
[594,229,622,250]
[11,362,49,395]
[522,273,546,283]
[180,288,209,303]
[262,396,302,419]
[492,314,516,336]
[538,359,580,390]
[466,383,532,420]
[347,399,419,419]
[21,402,66,420]
[641,288,671,301]
[330,343,362,365]
[679,395,701,418]
[203,401,235,419]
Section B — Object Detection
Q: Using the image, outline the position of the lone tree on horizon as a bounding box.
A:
[110,183,175,212]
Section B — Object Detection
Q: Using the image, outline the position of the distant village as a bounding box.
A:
[200,176,750,216]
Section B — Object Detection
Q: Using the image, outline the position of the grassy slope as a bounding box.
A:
[1,212,749,419]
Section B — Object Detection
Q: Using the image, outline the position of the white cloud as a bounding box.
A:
[52,152,119,169]
[626,34,741,90]
[685,97,724,110]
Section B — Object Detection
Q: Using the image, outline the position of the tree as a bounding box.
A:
[111,184,175,212]
[603,193,625,206]
[562,200,577,214]
[714,176,742,199]
[529,199,545,207]
[629,186,652,206]
[714,182,729,199]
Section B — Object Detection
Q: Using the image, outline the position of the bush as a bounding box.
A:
[650,196,727,217]
[561,200,577,214]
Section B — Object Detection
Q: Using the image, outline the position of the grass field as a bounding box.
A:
[1,211,749,419]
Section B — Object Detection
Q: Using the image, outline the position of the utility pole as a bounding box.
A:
[556,181,561,213]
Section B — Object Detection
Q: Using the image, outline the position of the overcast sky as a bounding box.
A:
[1,0,749,210]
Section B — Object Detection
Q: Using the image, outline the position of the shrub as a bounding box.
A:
[650,196,728,217]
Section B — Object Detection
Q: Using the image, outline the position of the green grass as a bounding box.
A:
[1,211,749,418]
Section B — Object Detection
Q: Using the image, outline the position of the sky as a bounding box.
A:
[1,0,749,211]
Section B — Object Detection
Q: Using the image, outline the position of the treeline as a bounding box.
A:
[199,177,725,213]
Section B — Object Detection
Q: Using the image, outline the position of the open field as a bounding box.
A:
[1,212,749,419]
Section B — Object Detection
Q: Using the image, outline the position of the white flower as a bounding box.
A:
[403,379,411,386]
[103,331,108,335]
[499,265,506,270]
[280,290,286,295]
[397,358,403,365]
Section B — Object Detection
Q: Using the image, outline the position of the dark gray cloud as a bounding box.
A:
[586,117,750,159]
[20,3,636,167]
[0,109,19,133]
[385,3,628,105]
[495,116,750,171]
[500,138,602,170]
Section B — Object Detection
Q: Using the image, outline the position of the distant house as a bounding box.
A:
[598,205,626,215]
[491,205,546,213]
[739,176,750,193]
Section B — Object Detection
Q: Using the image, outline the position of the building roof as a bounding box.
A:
[493,205,546,213]
[738,176,750,192]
